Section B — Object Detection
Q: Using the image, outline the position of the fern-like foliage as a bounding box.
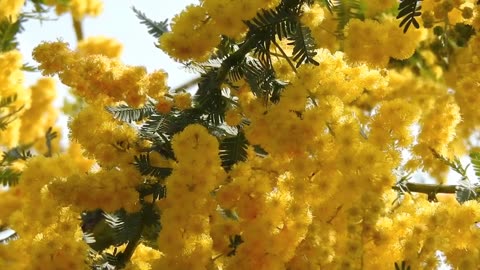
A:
[106,100,156,123]
[394,261,411,270]
[220,131,249,171]
[397,0,422,33]
[103,210,143,246]
[0,95,23,130]
[331,0,364,37]
[133,154,172,178]
[0,167,21,186]
[470,152,480,181]
[244,1,319,69]
[132,6,169,39]
[195,71,229,125]
[227,57,286,103]
[288,24,319,67]
[0,15,25,52]
[139,113,170,137]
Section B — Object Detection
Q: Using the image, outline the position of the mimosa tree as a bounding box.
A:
[2,0,480,269]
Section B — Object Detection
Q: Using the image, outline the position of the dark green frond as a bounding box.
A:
[139,113,170,137]
[322,0,335,14]
[132,6,169,39]
[470,152,480,181]
[0,94,17,108]
[0,168,21,186]
[219,131,249,171]
[456,182,478,204]
[0,15,25,52]
[332,0,364,37]
[106,102,156,123]
[396,0,421,33]
[2,144,32,163]
[133,154,172,178]
[103,210,142,246]
[242,58,286,103]
[288,24,319,67]
[21,62,38,72]
[137,182,167,201]
[195,72,228,125]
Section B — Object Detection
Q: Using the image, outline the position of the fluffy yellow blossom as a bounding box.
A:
[18,78,58,150]
[0,0,25,21]
[418,96,461,156]
[0,50,31,147]
[159,5,221,61]
[33,41,168,107]
[173,92,192,110]
[154,124,225,269]
[225,108,242,126]
[155,96,173,114]
[69,104,139,167]
[45,0,102,20]
[77,36,123,58]
[344,17,425,67]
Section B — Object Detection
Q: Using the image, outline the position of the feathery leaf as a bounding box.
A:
[132,6,169,38]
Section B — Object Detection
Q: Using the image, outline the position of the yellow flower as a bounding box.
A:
[77,36,123,58]
[0,0,25,21]
[173,92,192,110]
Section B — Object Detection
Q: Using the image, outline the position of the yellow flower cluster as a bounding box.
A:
[125,243,162,270]
[159,0,280,61]
[18,78,59,152]
[369,99,421,148]
[48,167,142,212]
[422,0,475,26]
[344,17,426,67]
[364,0,397,17]
[153,124,226,269]
[44,0,103,20]
[0,154,91,269]
[445,36,480,143]
[0,0,25,21]
[365,193,480,269]
[244,49,388,157]
[0,50,31,147]
[69,104,139,167]
[77,36,123,58]
[33,41,168,106]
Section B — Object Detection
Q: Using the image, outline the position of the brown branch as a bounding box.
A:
[72,17,83,41]
[394,182,459,195]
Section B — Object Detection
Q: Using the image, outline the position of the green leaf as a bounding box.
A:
[132,6,169,39]
[287,24,319,67]
[2,144,33,163]
[455,182,478,204]
[195,72,228,125]
[21,62,38,72]
[470,152,480,181]
[332,0,364,37]
[106,102,156,123]
[133,154,172,178]
[0,95,17,109]
[0,16,25,52]
[396,0,422,33]
[0,167,21,186]
[219,131,249,171]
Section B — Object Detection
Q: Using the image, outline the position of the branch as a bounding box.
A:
[72,17,83,41]
[397,182,458,194]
